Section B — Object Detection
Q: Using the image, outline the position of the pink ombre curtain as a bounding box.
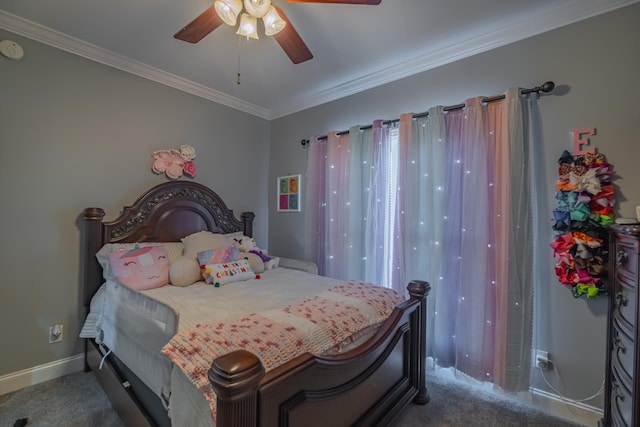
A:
[440,97,498,381]
[304,122,395,287]
[305,89,538,391]
[399,90,536,390]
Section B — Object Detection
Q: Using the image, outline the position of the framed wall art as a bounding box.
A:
[277,174,301,212]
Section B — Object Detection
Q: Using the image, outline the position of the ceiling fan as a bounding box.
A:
[174,0,381,64]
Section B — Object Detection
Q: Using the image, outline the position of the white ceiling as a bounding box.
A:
[0,0,636,119]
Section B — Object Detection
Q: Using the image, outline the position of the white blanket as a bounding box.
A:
[143,268,344,332]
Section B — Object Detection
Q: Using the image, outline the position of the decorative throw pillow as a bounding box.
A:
[169,256,202,287]
[96,242,183,282]
[236,251,265,274]
[201,259,256,287]
[107,245,170,290]
[197,246,239,266]
[182,231,230,256]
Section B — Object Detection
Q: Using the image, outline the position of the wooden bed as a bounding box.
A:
[81,181,431,427]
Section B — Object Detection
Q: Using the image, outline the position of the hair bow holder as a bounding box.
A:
[550,128,615,298]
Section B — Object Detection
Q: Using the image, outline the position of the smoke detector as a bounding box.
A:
[0,40,24,60]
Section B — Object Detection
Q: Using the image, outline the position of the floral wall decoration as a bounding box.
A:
[550,150,615,298]
[152,145,197,180]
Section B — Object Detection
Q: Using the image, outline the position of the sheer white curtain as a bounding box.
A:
[438,97,498,381]
[304,131,352,278]
[396,108,448,362]
[305,89,539,391]
[304,122,394,287]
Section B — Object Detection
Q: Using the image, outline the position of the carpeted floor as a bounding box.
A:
[392,372,586,427]
[0,369,587,427]
[0,372,122,427]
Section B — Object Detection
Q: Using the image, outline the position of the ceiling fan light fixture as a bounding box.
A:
[243,0,271,18]
[236,13,259,39]
[214,0,243,26]
[263,6,286,36]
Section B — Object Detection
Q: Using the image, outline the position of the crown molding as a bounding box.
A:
[268,0,640,119]
[0,10,271,120]
[2,0,638,120]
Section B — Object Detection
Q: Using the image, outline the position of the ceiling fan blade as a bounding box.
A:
[287,0,381,4]
[272,6,313,64]
[174,6,224,43]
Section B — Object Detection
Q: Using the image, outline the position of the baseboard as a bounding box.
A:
[529,387,603,427]
[0,354,85,396]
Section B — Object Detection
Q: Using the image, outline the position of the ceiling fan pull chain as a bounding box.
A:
[237,35,242,85]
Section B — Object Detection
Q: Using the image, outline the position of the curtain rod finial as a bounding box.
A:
[540,81,555,93]
[301,139,309,146]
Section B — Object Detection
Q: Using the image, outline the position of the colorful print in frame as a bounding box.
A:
[277,175,301,212]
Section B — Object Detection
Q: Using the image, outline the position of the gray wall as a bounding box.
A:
[0,29,270,376]
[269,3,640,409]
[2,2,639,412]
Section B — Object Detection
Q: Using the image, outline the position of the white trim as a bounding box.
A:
[269,0,640,118]
[0,354,85,396]
[1,0,639,119]
[0,11,271,120]
[529,387,602,426]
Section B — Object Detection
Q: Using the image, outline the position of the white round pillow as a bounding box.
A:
[169,255,202,287]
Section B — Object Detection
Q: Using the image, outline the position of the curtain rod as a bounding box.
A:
[301,81,555,145]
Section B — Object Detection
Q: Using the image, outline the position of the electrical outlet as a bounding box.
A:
[535,349,550,370]
[49,324,63,343]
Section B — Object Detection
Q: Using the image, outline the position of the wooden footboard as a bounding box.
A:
[209,280,430,427]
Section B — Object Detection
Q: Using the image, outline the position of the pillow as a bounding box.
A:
[96,242,183,282]
[169,256,202,287]
[197,246,239,266]
[224,231,245,239]
[182,231,230,256]
[236,251,265,274]
[169,242,240,288]
[226,234,255,250]
[107,245,170,290]
[201,259,256,287]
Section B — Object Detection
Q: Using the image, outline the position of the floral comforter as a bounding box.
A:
[161,281,404,422]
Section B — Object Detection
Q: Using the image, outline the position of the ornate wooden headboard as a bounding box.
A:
[81,181,255,311]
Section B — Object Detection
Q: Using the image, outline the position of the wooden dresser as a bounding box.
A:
[601,225,640,427]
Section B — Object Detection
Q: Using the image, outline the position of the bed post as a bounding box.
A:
[408,279,431,405]
[241,211,255,238]
[208,349,265,427]
[81,207,105,371]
